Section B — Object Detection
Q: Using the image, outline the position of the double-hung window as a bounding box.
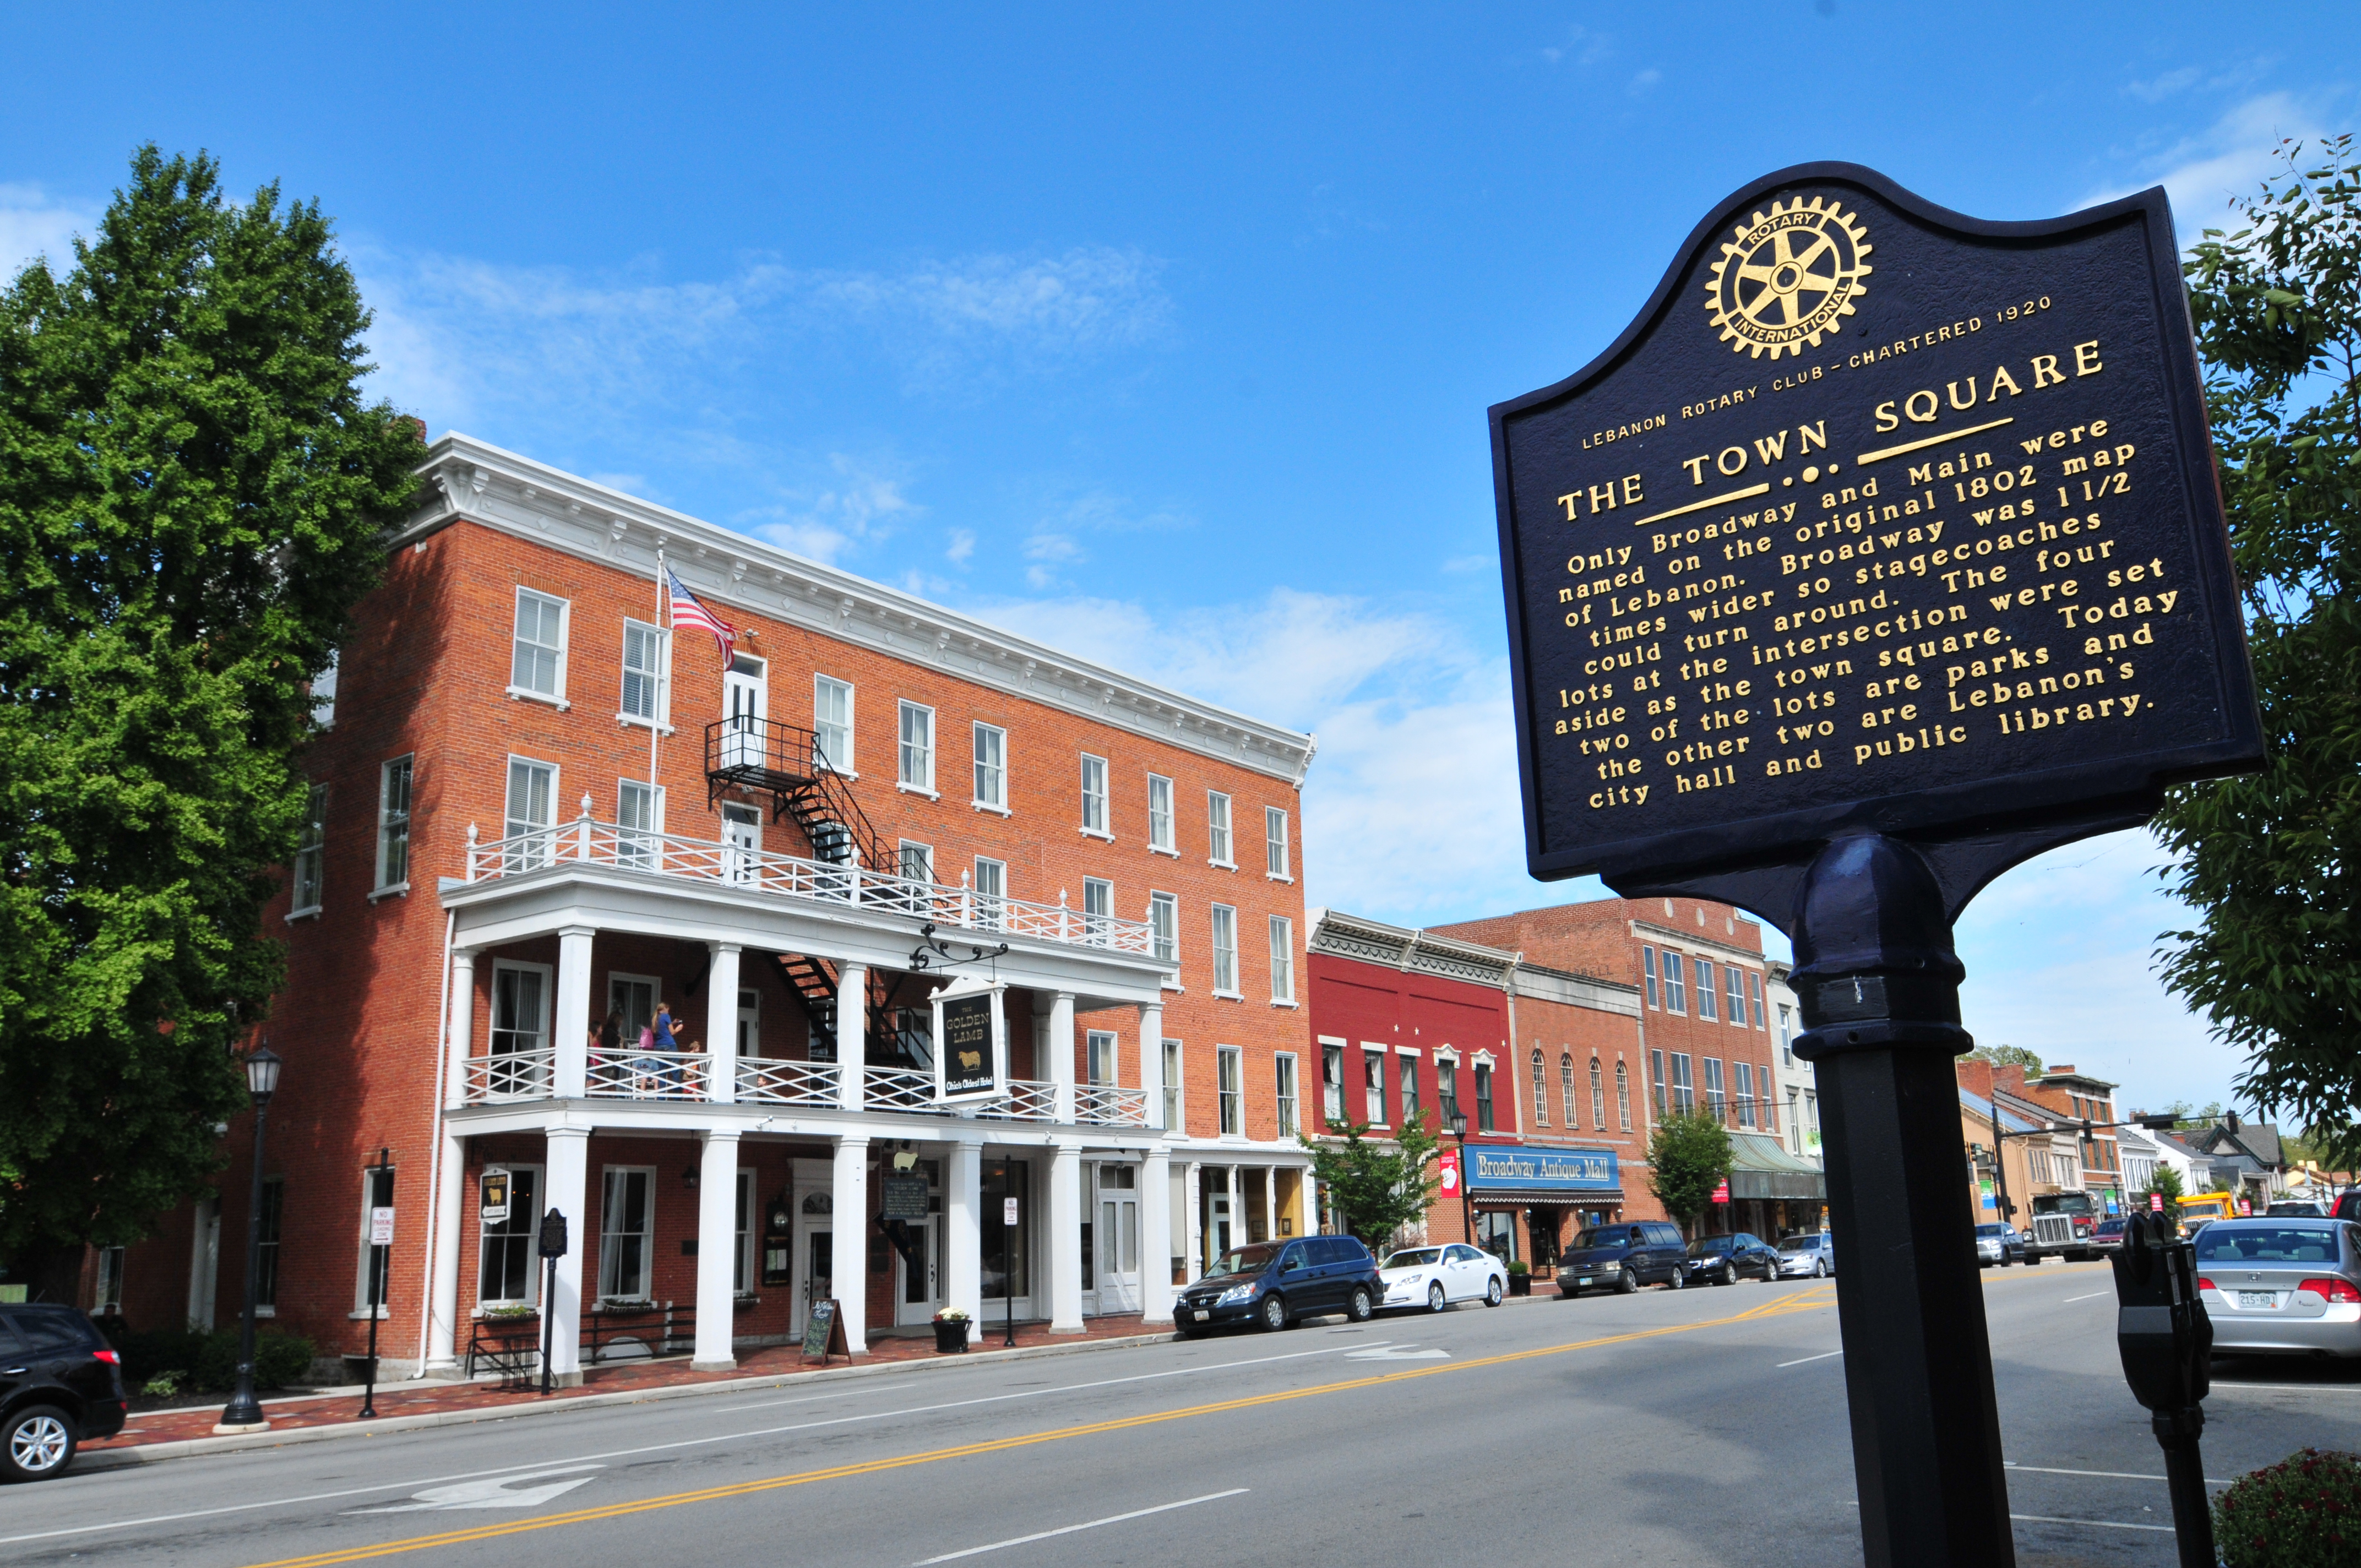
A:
[1321,1042,1345,1125]
[1149,891,1179,965]
[1748,970,1765,1028]
[1207,791,1233,865]
[1275,1054,1299,1137]
[1364,1048,1389,1125]
[814,676,853,771]
[734,1171,756,1294]
[898,702,935,793]
[1080,755,1109,835]
[1399,1053,1422,1124]
[478,1166,541,1305]
[1642,947,1660,1007]
[1530,1049,1548,1127]
[1082,878,1113,945]
[510,589,567,701]
[1086,1031,1117,1086]
[1734,1061,1756,1127]
[1265,807,1290,878]
[1616,1061,1633,1130]
[1696,960,1718,1020]
[311,650,338,727]
[1162,1039,1183,1130]
[1561,1054,1579,1128]
[1670,1053,1695,1114]
[1216,1046,1242,1136]
[1702,1057,1726,1117]
[291,783,328,914]
[376,759,412,890]
[1474,1062,1495,1133]
[973,857,1007,929]
[973,723,1007,810]
[1729,967,1749,1027]
[1268,915,1294,1003]
[1210,904,1239,995]
[900,841,935,884]
[255,1179,284,1309]
[1147,774,1174,852]
[1662,951,1688,1014]
[621,619,667,726]
[1439,1057,1461,1121]
[1591,1057,1608,1130]
[599,1168,654,1302]
[503,758,557,872]
[356,1163,396,1313]
[617,780,662,870]
[1650,1050,1667,1115]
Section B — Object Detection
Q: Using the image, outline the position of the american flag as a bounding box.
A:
[666,567,737,668]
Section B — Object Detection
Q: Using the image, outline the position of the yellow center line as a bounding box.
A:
[240,1292,1839,1568]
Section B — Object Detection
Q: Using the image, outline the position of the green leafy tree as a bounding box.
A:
[2134,1162,2186,1227]
[1968,1044,2044,1074]
[2156,134,2361,1172]
[1299,1113,1442,1253]
[0,147,419,1264]
[1646,1110,1733,1237]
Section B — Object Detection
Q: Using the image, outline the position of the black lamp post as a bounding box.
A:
[217,1043,282,1433]
[1449,1110,1473,1250]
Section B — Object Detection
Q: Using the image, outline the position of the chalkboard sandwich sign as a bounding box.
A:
[1490,162,2262,894]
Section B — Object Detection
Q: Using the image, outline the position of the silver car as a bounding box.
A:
[2194,1218,2361,1358]
[1776,1233,1836,1278]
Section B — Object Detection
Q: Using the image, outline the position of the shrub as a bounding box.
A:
[1506,1259,1530,1275]
[142,1371,183,1398]
[2215,1449,2361,1567]
[103,1325,316,1392]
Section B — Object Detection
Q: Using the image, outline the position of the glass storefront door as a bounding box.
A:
[981,1157,1032,1320]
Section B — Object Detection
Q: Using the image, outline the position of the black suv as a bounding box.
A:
[1174,1235,1381,1333]
[2,1304,128,1482]
[1558,1221,1689,1296]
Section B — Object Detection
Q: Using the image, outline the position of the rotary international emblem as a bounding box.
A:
[1705,196,1872,358]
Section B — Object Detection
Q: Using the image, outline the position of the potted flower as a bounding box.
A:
[932,1308,971,1354]
[1506,1259,1532,1296]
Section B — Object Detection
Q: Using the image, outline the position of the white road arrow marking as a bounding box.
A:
[1346,1344,1449,1361]
[349,1464,604,1513]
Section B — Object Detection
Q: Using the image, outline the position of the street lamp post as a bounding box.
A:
[216,1043,282,1434]
[1449,1110,1472,1248]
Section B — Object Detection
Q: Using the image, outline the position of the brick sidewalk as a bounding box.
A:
[90,1315,1153,1452]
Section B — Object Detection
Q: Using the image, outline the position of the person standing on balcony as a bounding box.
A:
[597,1011,623,1086]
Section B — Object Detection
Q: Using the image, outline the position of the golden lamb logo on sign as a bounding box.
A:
[1705,195,1872,358]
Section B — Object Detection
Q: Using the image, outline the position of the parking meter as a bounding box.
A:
[2109,1212,2214,1567]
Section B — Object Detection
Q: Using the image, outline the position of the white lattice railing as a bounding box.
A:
[737,1057,840,1107]
[863,1066,938,1113]
[973,1079,1060,1123]
[465,809,1155,957]
[463,1049,554,1103]
[1075,1084,1151,1126]
[586,1050,711,1101]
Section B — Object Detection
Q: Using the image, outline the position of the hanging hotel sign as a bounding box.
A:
[480,1168,512,1227]
[932,975,1006,1103]
[1489,162,2262,884]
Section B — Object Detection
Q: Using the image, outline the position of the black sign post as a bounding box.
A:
[536,1207,568,1397]
[358,1148,391,1420]
[1489,164,2262,1567]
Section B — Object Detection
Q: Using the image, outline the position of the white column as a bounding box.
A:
[1264,1166,1278,1244]
[946,1138,983,1343]
[836,962,867,1111]
[1141,1145,1173,1325]
[693,1130,741,1370]
[554,926,595,1099]
[1048,1142,1085,1332]
[706,943,741,1104]
[425,948,477,1374]
[1047,992,1077,1123]
[1138,1003,1165,1131]
[831,1136,869,1352]
[1229,1166,1244,1252]
[1184,1161,1204,1280]
[543,1126,591,1385]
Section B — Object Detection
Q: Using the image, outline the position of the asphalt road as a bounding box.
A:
[10,1261,2358,1568]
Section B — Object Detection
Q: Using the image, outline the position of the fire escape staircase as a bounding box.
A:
[706,715,929,1070]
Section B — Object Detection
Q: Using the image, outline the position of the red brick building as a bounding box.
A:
[95,432,1316,1382]
[1303,910,1656,1271]
[1433,897,1824,1240]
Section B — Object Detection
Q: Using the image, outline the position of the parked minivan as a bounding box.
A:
[1557,1221,1688,1296]
[2,1304,128,1482]
[1174,1235,1383,1333]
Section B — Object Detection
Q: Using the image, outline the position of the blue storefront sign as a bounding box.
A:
[1466,1146,1618,1192]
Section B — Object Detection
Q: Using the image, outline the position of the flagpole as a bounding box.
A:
[651,548,665,792]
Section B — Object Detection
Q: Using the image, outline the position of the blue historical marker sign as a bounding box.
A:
[1491,163,2263,886]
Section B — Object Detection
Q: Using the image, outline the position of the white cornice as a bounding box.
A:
[399,434,1316,785]
[1307,907,1639,1016]
[1629,920,1770,968]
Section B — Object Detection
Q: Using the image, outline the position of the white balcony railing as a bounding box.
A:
[1075,1084,1151,1126]
[737,1057,840,1108]
[464,1048,553,1102]
[464,811,1156,957]
[587,1050,711,1100]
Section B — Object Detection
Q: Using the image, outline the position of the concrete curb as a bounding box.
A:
[80,1331,1176,1472]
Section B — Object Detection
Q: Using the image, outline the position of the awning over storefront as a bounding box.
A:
[1726,1132,1826,1201]
[1464,1144,1621,1208]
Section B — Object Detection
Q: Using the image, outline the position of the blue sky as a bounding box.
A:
[4,4,2352,1114]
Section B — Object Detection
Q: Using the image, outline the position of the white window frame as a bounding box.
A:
[972,856,1007,929]
[95,1245,126,1314]
[619,617,671,731]
[1207,791,1233,868]
[1727,966,1748,1026]
[311,649,338,728]
[353,1162,397,1315]
[491,959,554,1055]
[607,971,662,1039]
[477,1163,544,1307]
[1696,959,1719,1021]
[972,723,1008,813]
[1149,890,1179,970]
[1320,1038,1346,1126]
[1398,1047,1423,1126]
[1364,1046,1389,1128]
[290,782,328,918]
[1079,754,1110,838]
[1275,1052,1299,1139]
[1530,1048,1548,1128]
[1210,903,1240,997]
[1216,1045,1243,1137]
[1086,1030,1118,1086]
[503,755,559,873]
[1162,1038,1183,1132]
[617,778,664,869]
[814,674,855,774]
[1617,1060,1633,1131]
[1146,774,1175,854]
[1265,807,1291,880]
[1082,877,1113,945]
[733,1168,758,1295]
[1734,1060,1756,1128]
[1642,946,1659,1008]
[374,756,412,894]
[508,587,570,707]
[598,1166,657,1303]
[1662,951,1688,1015]
[897,701,937,796]
[899,840,935,885]
[1267,914,1295,1005]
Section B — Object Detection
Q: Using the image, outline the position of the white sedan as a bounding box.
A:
[1380,1244,1509,1313]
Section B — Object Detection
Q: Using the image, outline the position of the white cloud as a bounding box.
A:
[2088,91,2332,235]
[1628,68,1662,96]
[0,183,97,282]
[945,528,976,566]
[736,452,922,565]
[2123,66,2203,104]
